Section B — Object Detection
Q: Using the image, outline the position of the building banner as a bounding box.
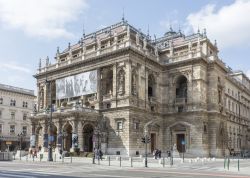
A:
[56,70,97,99]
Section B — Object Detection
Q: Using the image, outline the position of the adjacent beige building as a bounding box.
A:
[30,20,250,157]
[0,84,35,151]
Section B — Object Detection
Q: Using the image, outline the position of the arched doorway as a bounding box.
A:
[35,127,42,148]
[63,123,72,151]
[51,125,57,149]
[83,124,94,152]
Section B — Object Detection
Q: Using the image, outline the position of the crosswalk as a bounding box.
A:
[0,163,125,178]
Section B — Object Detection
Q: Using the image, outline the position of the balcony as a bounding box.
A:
[175,97,187,105]
[148,96,157,103]
[103,93,112,101]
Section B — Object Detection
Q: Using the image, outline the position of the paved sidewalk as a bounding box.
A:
[13,155,250,175]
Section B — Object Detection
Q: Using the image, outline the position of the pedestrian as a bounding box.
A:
[29,149,33,158]
[158,150,161,159]
[99,149,103,160]
[167,150,171,158]
[34,150,37,158]
[154,149,158,159]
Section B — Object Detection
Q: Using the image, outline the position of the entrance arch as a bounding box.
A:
[83,124,94,152]
[51,125,57,148]
[63,123,72,151]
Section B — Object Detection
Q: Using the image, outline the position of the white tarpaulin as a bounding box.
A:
[56,70,97,99]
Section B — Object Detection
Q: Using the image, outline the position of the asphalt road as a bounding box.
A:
[0,160,249,178]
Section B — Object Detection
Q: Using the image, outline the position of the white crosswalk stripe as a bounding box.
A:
[0,164,124,178]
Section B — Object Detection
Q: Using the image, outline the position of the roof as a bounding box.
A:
[0,83,35,96]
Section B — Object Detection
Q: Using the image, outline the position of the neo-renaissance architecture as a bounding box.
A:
[30,20,250,157]
[0,83,35,151]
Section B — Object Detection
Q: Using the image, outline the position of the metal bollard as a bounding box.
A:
[98,157,100,165]
[131,157,133,167]
[108,156,110,166]
[224,158,226,169]
[54,154,56,162]
[33,156,34,162]
[26,155,28,162]
[71,156,72,163]
[62,155,64,163]
[227,158,230,170]
[120,157,121,167]
[163,157,165,167]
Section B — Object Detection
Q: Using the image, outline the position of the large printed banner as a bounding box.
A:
[56,70,97,99]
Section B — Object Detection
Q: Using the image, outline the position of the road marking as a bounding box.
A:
[130,169,250,178]
[0,173,36,178]
[88,173,144,178]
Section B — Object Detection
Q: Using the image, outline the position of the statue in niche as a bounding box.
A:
[131,72,137,96]
[118,69,125,96]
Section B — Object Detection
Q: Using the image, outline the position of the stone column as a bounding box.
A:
[96,68,101,109]
[71,119,79,152]
[44,84,48,110]
[78,121,83,151]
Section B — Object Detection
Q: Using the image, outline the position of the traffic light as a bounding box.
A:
[141,137,145,143]
[146,137,151,143]
[141,136,151,144]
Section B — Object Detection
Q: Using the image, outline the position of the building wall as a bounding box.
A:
[0,85,35,151]
[31,21,250,157]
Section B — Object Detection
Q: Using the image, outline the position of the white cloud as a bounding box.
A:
[0,0,88,39]
[0,62,31,73]
[186,0,250,48]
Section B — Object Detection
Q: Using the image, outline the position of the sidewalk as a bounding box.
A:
[13,155,250,175]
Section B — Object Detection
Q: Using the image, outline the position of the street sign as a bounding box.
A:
[6,141,12,145]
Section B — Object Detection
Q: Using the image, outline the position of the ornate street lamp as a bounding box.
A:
[46,75,53,162]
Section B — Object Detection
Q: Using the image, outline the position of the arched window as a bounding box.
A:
[148,74,155,98]
[106,70,113,94]
[131,70,137,96]
[176,76,187,99]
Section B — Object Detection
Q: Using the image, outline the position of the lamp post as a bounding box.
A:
[17,132,24,160]
[142,129,150,168]
[46,78,53,162]
[181,140,185,162]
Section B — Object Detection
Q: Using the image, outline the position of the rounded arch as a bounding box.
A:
[175,75,188,99]
[148,74,156,97]
[117,68,125,96]
[131,69,138,96]
[62,122,72,151]
[82,123,94,152]
[35,125,43,148]
[51,124,58,148]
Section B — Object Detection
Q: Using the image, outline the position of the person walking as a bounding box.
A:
[158,150,161,159]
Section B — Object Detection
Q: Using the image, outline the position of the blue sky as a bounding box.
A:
[0,0,249,92]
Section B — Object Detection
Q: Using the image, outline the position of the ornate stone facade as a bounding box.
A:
[30,20,250,157]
